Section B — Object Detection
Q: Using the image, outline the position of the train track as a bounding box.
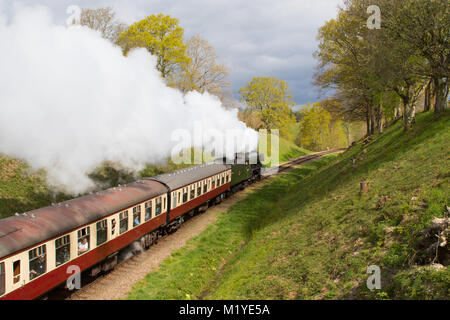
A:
[263,148,347,175]
[46,148,345,300]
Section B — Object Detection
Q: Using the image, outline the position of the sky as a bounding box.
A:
[1,0,343,106]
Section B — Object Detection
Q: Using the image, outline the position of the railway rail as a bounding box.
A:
[44,148,346,300]
[263,148,347,176]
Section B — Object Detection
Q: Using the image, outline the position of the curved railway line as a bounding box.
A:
[45,148,346,300]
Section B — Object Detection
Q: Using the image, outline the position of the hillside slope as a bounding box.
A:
[128,110,449,300]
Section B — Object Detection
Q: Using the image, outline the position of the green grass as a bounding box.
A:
[127,110,449,300]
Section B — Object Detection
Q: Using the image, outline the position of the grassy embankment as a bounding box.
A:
[0,157,69,219]
[127,110,449,300]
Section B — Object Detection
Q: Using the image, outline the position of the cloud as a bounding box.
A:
[5,0,342,104]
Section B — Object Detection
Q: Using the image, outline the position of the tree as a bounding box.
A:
[79,7,127,43]
[117,14,189,79]
[314,0,431,132]
[238,77,296,137]
[171,35,231,102]
[296,102,348,150]
[379,0,449,116]
[320,98,353,142]
[314,7,379,135]
[364,0,426,131]
[296,103,332,151]
[238,109,264,131]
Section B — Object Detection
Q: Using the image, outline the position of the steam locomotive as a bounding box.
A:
[0,152,263,299]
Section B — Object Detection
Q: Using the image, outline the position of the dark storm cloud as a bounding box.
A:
[1,0,342,105]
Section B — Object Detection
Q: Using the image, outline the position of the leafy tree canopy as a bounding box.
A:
[239,77,296,137]
[117,14,189,79]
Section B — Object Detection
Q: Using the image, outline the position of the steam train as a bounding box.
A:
[0,152,263,299]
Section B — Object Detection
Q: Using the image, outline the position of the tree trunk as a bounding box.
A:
[370,105,376,135]
[365,110,370,137]
[376,103,383,134]
[433,77,448,116]
[402,96,415,131]
[424,79,432,112]
[397,83,416,131]
[393,102,401,120]
[344,123,351,147]
[445,83,449,110]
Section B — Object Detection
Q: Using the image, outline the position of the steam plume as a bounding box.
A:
[0,5,257,194]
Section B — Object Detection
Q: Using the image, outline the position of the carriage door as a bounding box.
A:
[11,259,23,289]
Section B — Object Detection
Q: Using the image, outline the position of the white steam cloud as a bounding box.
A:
[0,5,257,194]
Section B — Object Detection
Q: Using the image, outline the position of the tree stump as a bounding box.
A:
[360,181,370,194]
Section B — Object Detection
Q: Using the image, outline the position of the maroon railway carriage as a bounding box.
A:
[148,163,232,226]
[0,163,231,300]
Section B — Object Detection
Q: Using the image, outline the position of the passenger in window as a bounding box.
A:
[56,246,69,266]
[78,238,89,255]
[134,216,140,227]
[30,255,46,278]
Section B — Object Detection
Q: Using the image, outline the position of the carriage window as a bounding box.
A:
[29,245,46,280]
[55,235,71,267]
[190,185,195,200]
[163,197,166,211]
[133,205,141,227]
[145,201,152,221]
[172,192,177,208]
[221,175,224,185]
[0,262,4,296]
[111,218,117,235]
[13,260,20,284]
[120,211,128,234]
[178,192,181,204]
[78,227,90,255]
[197,183,201,196]
[217,176,220,186]
[183,188,188,203]
[211,179,215,189]
[97,220,108,245]
[203,181,207,193]
[226,173,229,183]
[155,197,162,215]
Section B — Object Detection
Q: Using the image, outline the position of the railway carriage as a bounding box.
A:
[0,154,262,300]
[0,179,167,299]
[148,163,232,232]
